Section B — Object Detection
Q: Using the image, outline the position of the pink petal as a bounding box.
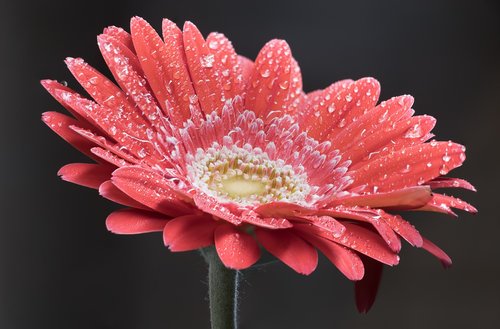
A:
[42,111,98,161]
[300,222,400,266]
[192,193,242,225]
[111,166,194,216]
[327,186,432,210]
[320,207,401,252]
[241,210,293,229]
[354,256,384,313]
[103,26,134,51]
[417,193,477,215]
[131,17,201,126]
[99,180,151,210]
[421,237,452,268]
[256,228,318,275]
[106,208,168,234]
[58,163,114,189]
[348,115,437,169]
[90,147,131,167]
[349,141,467,193]
[306,78,380,141]
[254,201,316,218]
[245,39,294,122]
[214,224,261,270]
[298,230,364,281]
[41,80,93,125]
[163,214,219,252]
[183,21,223,115]
[162,18,203,123]
[237,55,254,91]
[206,32,245,101]
[428,177,476,191]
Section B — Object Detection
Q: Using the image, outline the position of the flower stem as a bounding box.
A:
[203,247,240,329]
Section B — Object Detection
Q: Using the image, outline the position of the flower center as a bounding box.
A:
[186,143,311,206]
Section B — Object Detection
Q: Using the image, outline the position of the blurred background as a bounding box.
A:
[1,0,499,328]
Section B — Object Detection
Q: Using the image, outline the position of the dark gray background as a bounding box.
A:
[1,0,499,328]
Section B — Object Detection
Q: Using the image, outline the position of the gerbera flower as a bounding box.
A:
[42,17,476,312]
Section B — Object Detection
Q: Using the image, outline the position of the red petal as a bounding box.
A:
[58,163,114,189]
[192,193,242,225]
[41,80,93,125]
[90,147,131,167]
[106,208,168,234]
[327,186,432,210]
[245,39,294,122]
[298,230,364,280]
[300,222,400,266]
[238,55,254,91]
[214,224,261,270]
[42,111,98,161]
[163,214,219,252]
[162,18,203,123]
[320,207,401,252]
[306,78,380,141]
[103,26,134,51]
[111,166,193,216]
[131,17,201,126]
[355,256,384,313]
[428,177,476,191]
[421,237,452,268]
[206,32,245,100]
[241,210,293,229]
[417,193,477,215]
[256,229,317,275]
[99,180,151,210]
[183,22,222,115]
[350,141,466,193]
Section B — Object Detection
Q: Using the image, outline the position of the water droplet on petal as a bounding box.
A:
[260,69,271,78]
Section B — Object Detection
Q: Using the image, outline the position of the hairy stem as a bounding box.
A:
[203,247,240,329]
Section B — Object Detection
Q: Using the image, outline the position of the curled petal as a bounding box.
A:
[421,237,452,268]
[256,228,317,275]
[417,193,477,215]
[355,256,384,313]
[428,177,476,191]
[99,180,150,210]
[214,224,261,270]
[106,208,168,234]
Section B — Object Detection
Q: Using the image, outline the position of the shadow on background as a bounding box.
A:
[1,0,499,328]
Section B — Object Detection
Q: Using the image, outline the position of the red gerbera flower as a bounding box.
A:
[42,17,476,312]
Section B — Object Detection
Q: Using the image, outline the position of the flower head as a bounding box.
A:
[42,17,476,312]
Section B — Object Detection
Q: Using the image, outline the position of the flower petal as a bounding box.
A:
[58,163,114,189]
[354,256,384,313]
[327,186,432,210]
[256,228,318,275]
[350,141,466,193]
[193,193,242,225]
[214,224,261,270]
[241,210,293,229]
[417,193,477,215]
[306,78,380,141]
[163,214,219,252]
[42,111,99,161]
[111,166,194,216]
[428,177,476,191]
[299,222,400,266]
[99,180,151,210]
[131,17,201,126]
[106,208,168,234]
[421,237,452,268]
[245,39,294,122]
[298,230,364,281]
[103,26,134,51]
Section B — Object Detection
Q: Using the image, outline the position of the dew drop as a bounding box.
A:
[345,94,353,102]
[442,155,451,162]
[200,54,215,68]
[260,69,271,78]
[208,40,219,50]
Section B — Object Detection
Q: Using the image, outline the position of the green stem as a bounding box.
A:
[203,247,240,329]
